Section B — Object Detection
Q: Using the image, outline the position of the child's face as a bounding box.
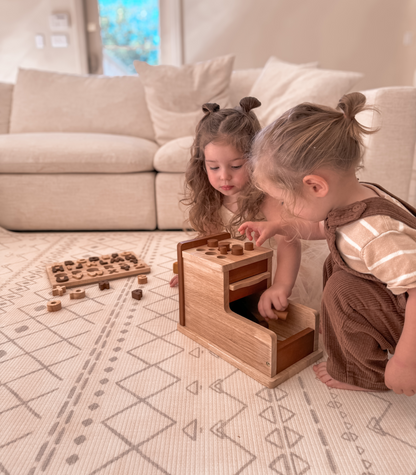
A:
[204,142,249,198]
[259,178,328,223]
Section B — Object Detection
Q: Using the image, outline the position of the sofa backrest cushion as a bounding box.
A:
[134,55,235,146]
[0,82,13,134]
[250,56,363,126]
[229,69,262,107]
[9,68,155,141]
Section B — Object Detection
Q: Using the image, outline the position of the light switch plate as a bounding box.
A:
[50,13,70,31]
[35,34,45,49]
[51,34,69,48]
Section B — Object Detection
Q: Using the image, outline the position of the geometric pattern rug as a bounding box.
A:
[0,227,415,475]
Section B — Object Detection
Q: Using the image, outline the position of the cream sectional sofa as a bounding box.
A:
[0,67,416,231]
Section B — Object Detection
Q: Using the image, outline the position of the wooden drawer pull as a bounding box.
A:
[229,272,270,291]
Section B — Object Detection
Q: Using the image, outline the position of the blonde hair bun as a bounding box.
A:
[337,92,367,121]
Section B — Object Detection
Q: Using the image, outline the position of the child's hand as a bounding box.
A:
[385,356,416,396]
[238,221,280,247]
[258,283,290,320]
[170,275,179,287]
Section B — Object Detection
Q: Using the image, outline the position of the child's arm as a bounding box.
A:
[239,218,325,246]
[385,287,416,396]
[258,235,301,320]
[256,196,302,319]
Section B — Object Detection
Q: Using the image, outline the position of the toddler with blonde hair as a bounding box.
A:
[240,92,416,395]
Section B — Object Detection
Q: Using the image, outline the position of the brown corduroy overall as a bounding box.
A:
[322,184,416,391]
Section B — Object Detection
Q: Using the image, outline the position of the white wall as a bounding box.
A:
[0,0,87,83]
[183,0,416,90]
[1,0,415,90]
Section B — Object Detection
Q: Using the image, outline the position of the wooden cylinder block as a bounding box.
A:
[47,300,62,312]
[244,241,254,251]
[70,289,85,299]
[219,246,228,254]
[207,239,218,247]
[138,275,147,284]
[218,241,231,251]
[173,262,179,274]
[231,245,244,256]
[272,309,288,320]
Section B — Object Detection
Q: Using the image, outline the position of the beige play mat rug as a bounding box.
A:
[0,227,415,474]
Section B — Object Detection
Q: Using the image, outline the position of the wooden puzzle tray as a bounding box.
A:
[46,251,150,289]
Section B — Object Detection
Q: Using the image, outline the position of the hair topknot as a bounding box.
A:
[239,96,261,114]
[202,103,220,114]
[337,92,367,121]
[250,91,379,197]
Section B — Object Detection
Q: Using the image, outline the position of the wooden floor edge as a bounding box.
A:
[177,324,324,388]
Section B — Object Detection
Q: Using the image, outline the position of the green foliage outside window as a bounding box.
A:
[98,0,159,74]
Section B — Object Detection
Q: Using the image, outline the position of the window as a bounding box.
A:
[97,0,160,75]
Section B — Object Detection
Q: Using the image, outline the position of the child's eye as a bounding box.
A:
[209,167,219,170]
[231,165,243,169]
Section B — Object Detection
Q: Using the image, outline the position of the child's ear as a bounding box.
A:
[302,175,329,198]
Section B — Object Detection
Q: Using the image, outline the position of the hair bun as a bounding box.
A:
[337,92,366,121]
[202,103,220,114]
[239,96,261,113]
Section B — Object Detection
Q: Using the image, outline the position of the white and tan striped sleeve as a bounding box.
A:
[361,231,416,294]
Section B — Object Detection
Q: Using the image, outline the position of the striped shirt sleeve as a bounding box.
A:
[361,231,416,294]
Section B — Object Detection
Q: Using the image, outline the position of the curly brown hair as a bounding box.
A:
[182,97,263,236]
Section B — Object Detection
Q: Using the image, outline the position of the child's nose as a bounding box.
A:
[220,169,232,180]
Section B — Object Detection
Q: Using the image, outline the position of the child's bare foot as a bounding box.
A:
[169,275,179,287]
[313,362,371,391]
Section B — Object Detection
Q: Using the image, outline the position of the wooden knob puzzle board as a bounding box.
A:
[46,251,150,289]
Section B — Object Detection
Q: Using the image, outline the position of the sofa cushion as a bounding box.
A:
[154,136,194,172]
[229,69,263,107]
[0,82,13,134]
[0,133,158,173]
[9,68,156,141]
[0,172,156,230]
[134,55,235,146]
[250,56,363,126]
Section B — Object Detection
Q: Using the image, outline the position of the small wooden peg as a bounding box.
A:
[272,309,288,320]
[138,275,147,284]
[70,289,85,299]
[244,242,254,251]
[173,262,179,274]
[207,239,218,247]
[218,242,230,251]
[132,289,143,300]
[52,286,66,296]
[231,244,244,256]
[47,300,62,312]
[98,281,110,290]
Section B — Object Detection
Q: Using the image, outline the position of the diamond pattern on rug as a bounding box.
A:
[1,228,416,475]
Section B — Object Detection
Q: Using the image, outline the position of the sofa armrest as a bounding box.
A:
[357,87,416,201]
[0,82,13,135]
